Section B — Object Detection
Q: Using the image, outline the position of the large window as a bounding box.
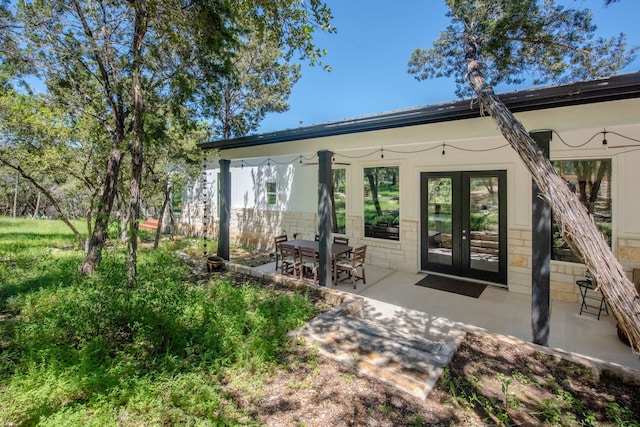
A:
[363,166,399,240]
[552,159,612,263]
[332,169,346,234]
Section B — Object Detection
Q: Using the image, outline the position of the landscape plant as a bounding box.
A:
[0,218,317,425]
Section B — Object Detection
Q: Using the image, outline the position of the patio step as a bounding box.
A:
[295,303,466,399]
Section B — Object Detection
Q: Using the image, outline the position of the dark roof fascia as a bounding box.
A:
[200,72,640,151]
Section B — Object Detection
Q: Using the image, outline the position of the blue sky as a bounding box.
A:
[258,0,640,133]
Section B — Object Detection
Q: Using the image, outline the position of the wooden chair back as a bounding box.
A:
[299,246,318,265]
[333,236,349,246]
[273,234,288,270]
[279,243,298,276]
[352,245,366,266]
[299,246,318,284]
[274,234,288,246]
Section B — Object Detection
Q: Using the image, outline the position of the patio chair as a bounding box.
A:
[299,246,319,284]
[334,245,366,289]
[274,234,288,270]
[279,243,298,277]
[333,236,349,245]
[314,234,320,241]
[333,236,351,258]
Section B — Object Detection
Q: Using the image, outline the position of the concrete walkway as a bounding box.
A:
[295,297,466,399]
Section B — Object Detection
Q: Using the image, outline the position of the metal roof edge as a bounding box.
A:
[200,72,640,151]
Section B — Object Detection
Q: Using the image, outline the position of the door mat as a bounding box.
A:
[415,274,487,298]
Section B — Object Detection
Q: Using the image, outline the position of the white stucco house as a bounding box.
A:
[181,72,640,305]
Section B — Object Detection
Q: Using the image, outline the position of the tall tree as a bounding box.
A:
[210,32,301,140]
[408,0,640,351]
[10,0,333,283]
[0,91,86,247]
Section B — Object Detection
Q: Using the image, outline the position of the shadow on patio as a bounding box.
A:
[253,261,640,370]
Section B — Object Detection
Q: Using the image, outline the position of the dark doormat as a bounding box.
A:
[415,274,487,298]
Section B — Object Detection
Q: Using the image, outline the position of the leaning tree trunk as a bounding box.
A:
[464,37,640,353]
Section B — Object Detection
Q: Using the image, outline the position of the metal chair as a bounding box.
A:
[334,245,366,289]
[314,234,320,241]
[279,243,298,277]
[299,246,319,284]
[274,234,288,270]
[576,276,609,320]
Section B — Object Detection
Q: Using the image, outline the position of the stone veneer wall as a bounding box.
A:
[175,202,218,237]
[509,227,589,303]
[510,232,640,302]
[345,217,418,271]
[618,238,640,273]
[230,208,317,250]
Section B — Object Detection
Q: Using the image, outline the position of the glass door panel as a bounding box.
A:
[427,177,453,266]
[468,176,500,274]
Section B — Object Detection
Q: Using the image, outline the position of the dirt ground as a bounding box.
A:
[214,266,640,426]
[220,331,640,426]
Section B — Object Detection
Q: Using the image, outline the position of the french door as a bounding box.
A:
[420,171,507,285]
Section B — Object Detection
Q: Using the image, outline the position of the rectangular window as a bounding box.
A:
[364,166,399,240]
[266,182,277,205]
[551,159,612,263]
[332,169,346,234]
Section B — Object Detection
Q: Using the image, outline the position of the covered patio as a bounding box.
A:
[252,261,640,370]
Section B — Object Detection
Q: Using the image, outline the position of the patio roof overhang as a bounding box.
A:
[200,72,640,152]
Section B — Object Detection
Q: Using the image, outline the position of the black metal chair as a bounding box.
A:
[576,277,609,320]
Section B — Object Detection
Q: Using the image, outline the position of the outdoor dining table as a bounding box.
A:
[284,239,352,259]
[279,239,353,283]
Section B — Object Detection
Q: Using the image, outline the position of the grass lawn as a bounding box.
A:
[0,218,317,425]
[2,218,640,426]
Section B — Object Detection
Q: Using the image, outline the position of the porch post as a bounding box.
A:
[218,158,231,261]
[318,150,334,286]
[530,130,552,346]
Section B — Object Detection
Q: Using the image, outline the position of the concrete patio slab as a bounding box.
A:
[253,260,640,370]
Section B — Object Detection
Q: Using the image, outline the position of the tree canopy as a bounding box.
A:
[409,0,637,97]
[1,0,334,281]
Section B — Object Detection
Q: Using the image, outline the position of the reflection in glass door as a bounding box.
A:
[425,176,455,268]
[469,176,500,274]
[421,171,506,285]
